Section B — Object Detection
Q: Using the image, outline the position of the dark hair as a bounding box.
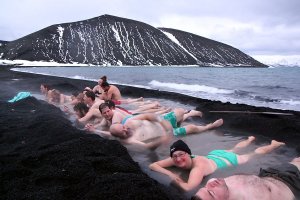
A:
[105,100,115,109]
[101,81,110,87]
[41,84,51,91]
[84,91,96,101]
[100,76,107,82]
[73,102,89,118]
[99,102,111,113]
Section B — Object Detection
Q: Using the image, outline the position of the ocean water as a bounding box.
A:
[12,66,300,111]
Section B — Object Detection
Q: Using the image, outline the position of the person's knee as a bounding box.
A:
[174,108,185,118]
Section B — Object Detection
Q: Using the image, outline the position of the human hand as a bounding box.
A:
[85,123,95,132]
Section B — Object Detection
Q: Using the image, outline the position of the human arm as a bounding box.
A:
[172,165,205,191]
[77,108,95,124]
[149,158,183,181]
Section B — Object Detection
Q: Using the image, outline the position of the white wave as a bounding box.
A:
[149,80,233,94]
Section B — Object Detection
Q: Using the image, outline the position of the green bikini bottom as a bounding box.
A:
[206,150,238,169]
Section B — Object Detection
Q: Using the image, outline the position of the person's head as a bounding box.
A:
[109,124,132,139]
[40,84,51,94]
[83,87,92,94]
[98,75,107,85]
[73,102,89,118]
[193,178,229,200]
[100,81,110,92]
[84,90,96,104]
[170,140,192,169]
[71,91,79,100]
[99,102,114,120]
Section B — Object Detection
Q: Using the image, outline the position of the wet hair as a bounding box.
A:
[73,102,89,118]
[99,102,113,113]
[100,76,107,82]
[105,100,115,109]
[41,84,51,91]
[84,90,96,101]
[100,81,110,87]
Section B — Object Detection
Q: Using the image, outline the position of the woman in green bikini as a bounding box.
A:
[149,137,285,191]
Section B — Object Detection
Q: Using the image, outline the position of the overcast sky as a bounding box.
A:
[1,0,300,56]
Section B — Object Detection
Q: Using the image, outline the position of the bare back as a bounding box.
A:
[107,85,121,100]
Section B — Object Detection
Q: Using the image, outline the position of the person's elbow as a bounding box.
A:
[149,162,158,171]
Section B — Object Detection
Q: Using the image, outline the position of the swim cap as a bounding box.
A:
[170,140,191,157]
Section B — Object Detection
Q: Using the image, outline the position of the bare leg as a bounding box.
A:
[155,107,172,115]
[182,110,203,121]
[133,102,160,112]
[237,140,285,164]
[228,136,255,152]
[121,97,144,104]
[254,140,285,154]
[184,119,223,134]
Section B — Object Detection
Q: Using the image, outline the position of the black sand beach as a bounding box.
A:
[1,66,300,200]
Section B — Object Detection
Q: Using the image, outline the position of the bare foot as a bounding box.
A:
[248,136,256,143]
[271,140,285,147]
[212,119,223,128]
[189,110,203,118]
[137,97,144,101]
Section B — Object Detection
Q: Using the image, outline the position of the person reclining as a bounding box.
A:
[149,138,285,191]
[192,156,300,200]
[108,108,223,149]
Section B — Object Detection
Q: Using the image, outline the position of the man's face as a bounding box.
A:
[101,107,114,120]
[194,178,229,200]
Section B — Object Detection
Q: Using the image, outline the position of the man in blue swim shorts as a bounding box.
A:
[149,137,285,191]
[108,108,224,149]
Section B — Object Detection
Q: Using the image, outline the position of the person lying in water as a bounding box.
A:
[108,107,223,149]
[149,138,285,192]
[192,156,300,200]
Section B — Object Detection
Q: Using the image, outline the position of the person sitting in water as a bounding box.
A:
[40,83,52,101]
[192,156,300,200]
[93,75,107,96]
[100,81,144,105]
[47,89,72,105]
[149,138,285,192]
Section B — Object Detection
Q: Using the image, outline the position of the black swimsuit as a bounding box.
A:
[259,163,300,199]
